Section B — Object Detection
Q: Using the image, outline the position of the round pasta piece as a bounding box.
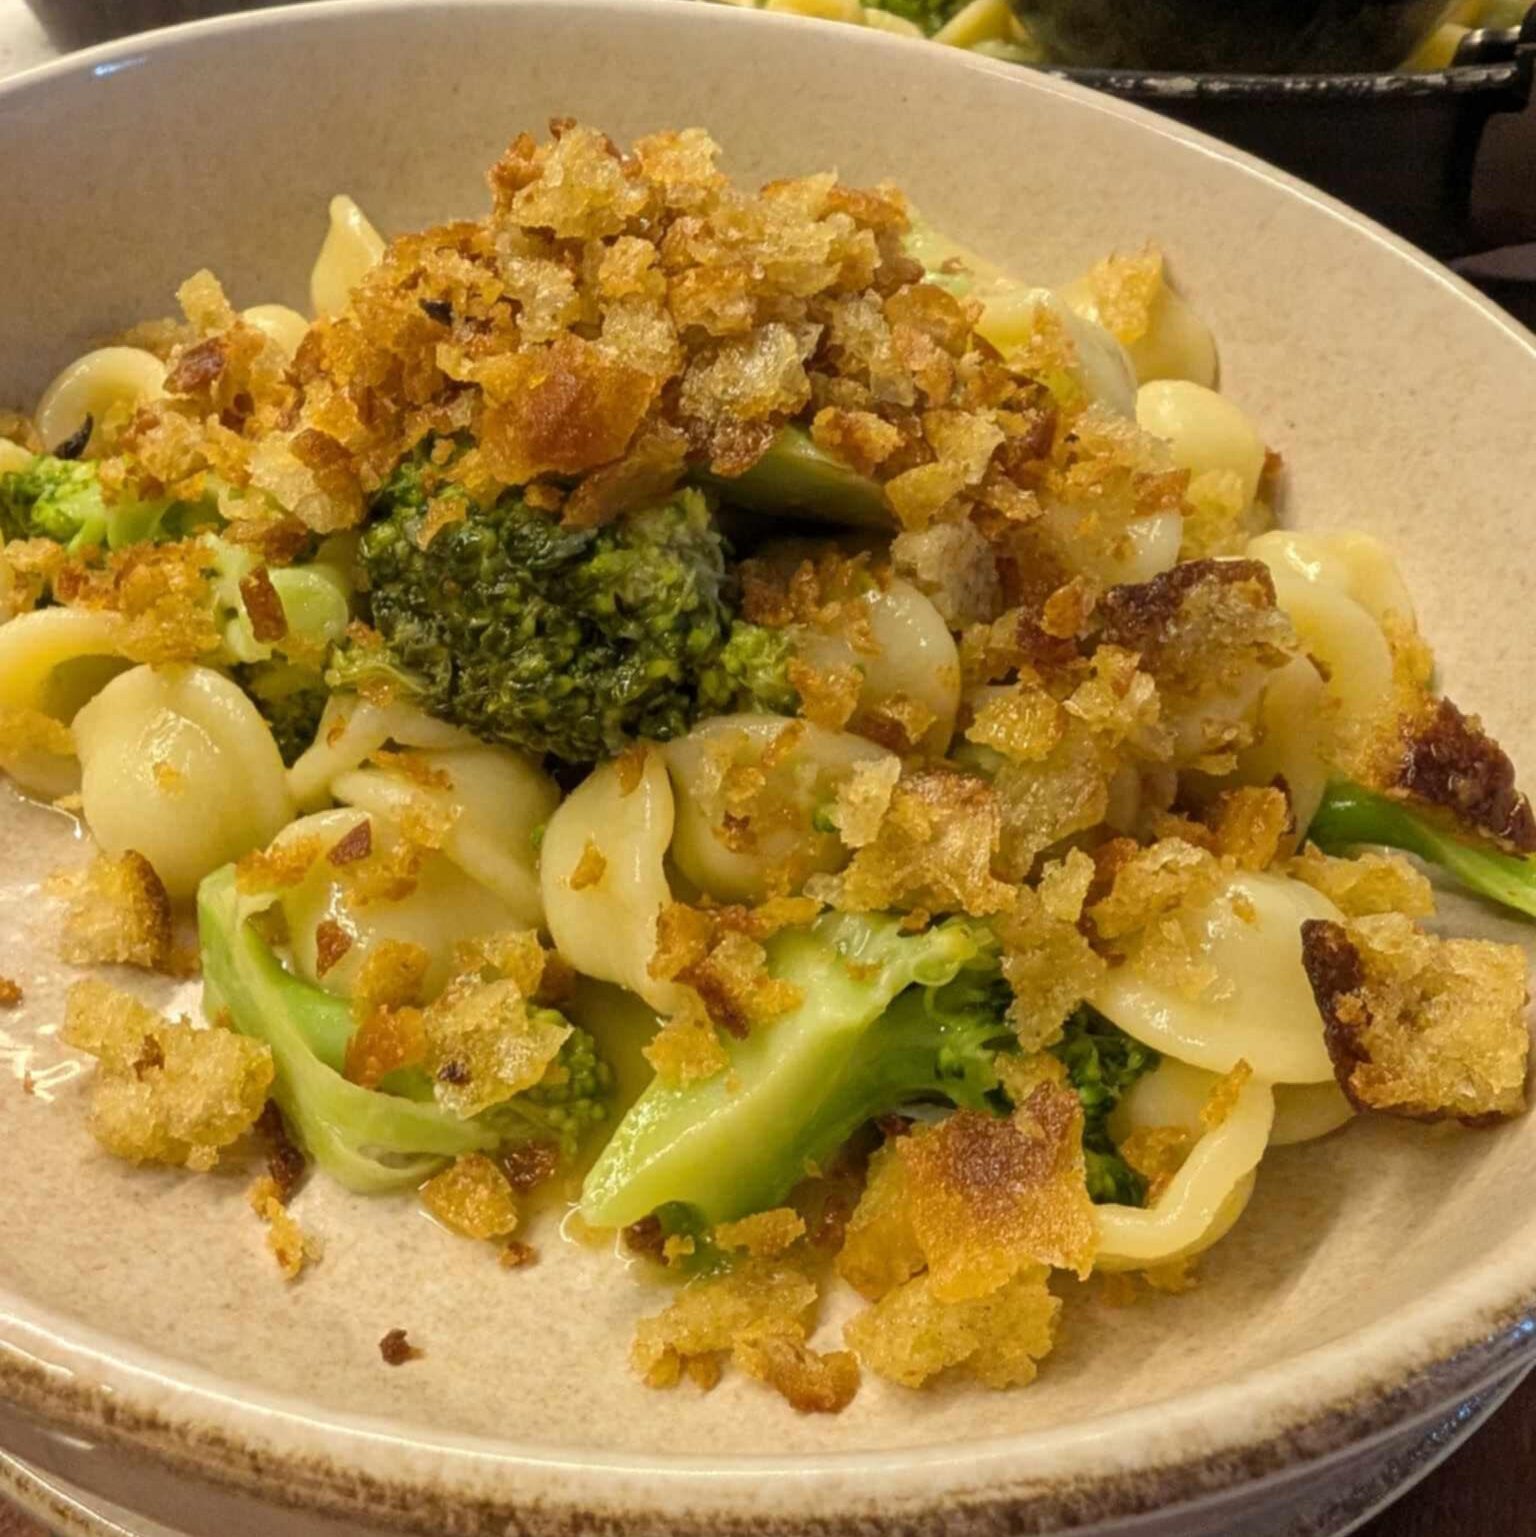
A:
[1095,1075,1274,1270]
[977,288,1137,417]
[1270,1080,1356,1147]
[73,664,295,898]
[798,578,961,754]
[0,606,129,797]
[330,745,559,927]
[1111,1055,1354,1150]
[241,303,311,358]
[273,809,516,999]
[1249,528,1414,626]
[1042,502,1183,587]
[34,346,166,455]
[288,694,478,811]
[1248,541,1396,725]
[1232,655,1331,844]
[1136,380,1265,507]
[665,714,897,903]
[541,749,679,1012]
[310,194,386,317]
[1091,870,1343,1084]
[1062,271,1218,388]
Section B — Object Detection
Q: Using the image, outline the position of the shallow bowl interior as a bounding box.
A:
[1,2,1534,1530]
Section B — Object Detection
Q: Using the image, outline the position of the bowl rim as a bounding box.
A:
[2,1,1535,1529]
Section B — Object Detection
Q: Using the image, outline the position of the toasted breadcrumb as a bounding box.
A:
[714,1208,807,1258]
[844,1267,1059,1390]
[248,1175,317,1281]
[423,973,570,1119]
[421,1153,520,1240]
[836,1141,926,1302]
[0,976,21,1008]
[1288,846,1435,919]
[1302,915,1529,1124]
[630,1259,844,1411]
[49,852,174,972]
[62,980,272,1170]
[899,1093,1098,1297]
[642,991,730,1086]
[379,1328,423,1365]
[821,768,1015,917]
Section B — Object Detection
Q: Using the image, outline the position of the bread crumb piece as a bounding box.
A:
[379,1328,423,1365]
[0,976,21,1008]
[248,1175,318,1281]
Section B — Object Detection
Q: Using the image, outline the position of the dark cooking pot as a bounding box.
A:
[1053,14,1536,258]
[1015,0,1458,72]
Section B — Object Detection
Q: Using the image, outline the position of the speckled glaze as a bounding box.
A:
[1,4,1535,1534]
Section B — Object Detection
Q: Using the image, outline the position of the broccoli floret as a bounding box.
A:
[196,864,611,1192]
[232,661,330,765]
[1309,779,1536,921]
[581,914,1164,1232]
[337,451,795,762]
[581,914,1012,1229]
[1050,1007,1159,1206]
[0,453,213,552]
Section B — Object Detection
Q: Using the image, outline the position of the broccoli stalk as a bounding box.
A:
[0,453,214,552]
[339,456,797,763]
[1309,780,1536,922]
[1051,1008,1159,1205]
[197,865,610,1192]
[699,427,891,530]
[581,913,999,1229]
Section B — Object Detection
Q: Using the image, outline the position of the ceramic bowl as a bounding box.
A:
[2,4,1535,1534]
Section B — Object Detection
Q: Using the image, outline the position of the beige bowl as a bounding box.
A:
[1,3,1535,1533]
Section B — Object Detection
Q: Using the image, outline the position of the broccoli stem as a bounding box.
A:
[197,865,497,1193]
[1308,780,1536,922]
[580,914,992,1229]
[698,427,891,530]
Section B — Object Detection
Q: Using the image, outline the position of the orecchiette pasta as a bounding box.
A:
[1091,870,1344,1084]
[273,808,517,999]
[288,693,479,811]
[976,288,1138,418]
[1041,499,1184,587]
[310,194,386,317]
[1062,269,1219,388]
[797,578,962,754]
[241,303,311,359]
[1248,532,1399,726]
[1111,1056,1355,1152]
[665,714,897,903]
[1229,654,1332,842]
[1249,529,1415,626]
[330,745,559,928]
[541,749,681,1012]
[34,346,167,455]
[72,664,295,897]
[1135,379,1266,508]
[1095,1075,1274,1270]
[0,606,128,797]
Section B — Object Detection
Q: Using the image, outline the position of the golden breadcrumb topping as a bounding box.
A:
[62,980,272,1170]
[714,1207,807,1258]
[1302,914,1529,1124]
[420,1153,520,1240]
[249,1174,318,1281]
[1288,846,1435,919]
[843,1266,1059,1390]
[49,852,177,973]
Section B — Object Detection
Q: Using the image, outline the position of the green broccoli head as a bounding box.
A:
[335,450,795,763]
[196,864,614,1192]
[0,453,214,552]
[580,914,1164,1233]
[1050,1007,1159,1205]
[485,1021,615,1162]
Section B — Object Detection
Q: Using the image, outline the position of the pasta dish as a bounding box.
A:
[2,123,1530,1412]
